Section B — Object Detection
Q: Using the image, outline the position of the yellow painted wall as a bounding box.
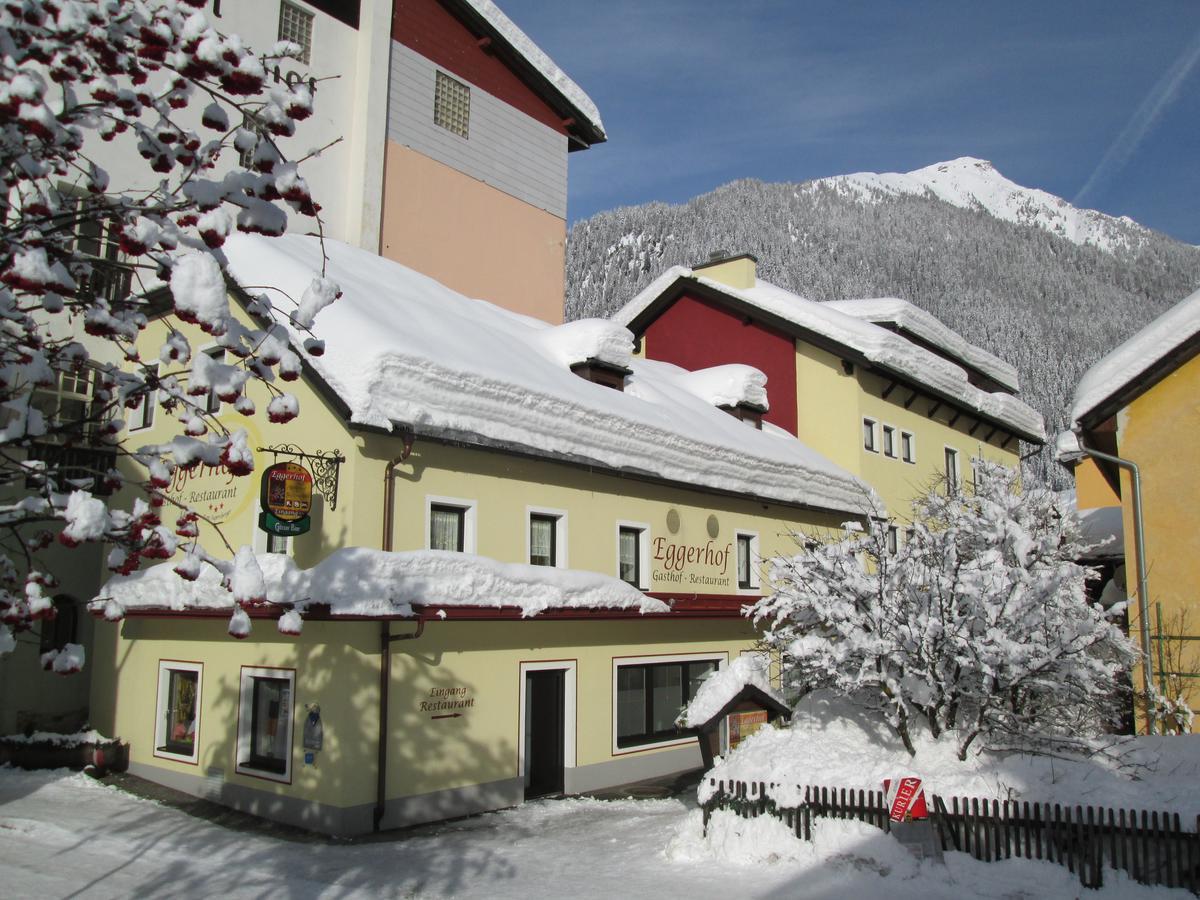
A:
[795,340,1022,519]
[89,613,756,809]
[379,142,567,325]
[1074,457,1121,510]
[1113,351,1200,718]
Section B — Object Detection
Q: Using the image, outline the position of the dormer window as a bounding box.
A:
[718,402,765,430]
[569,358,631,392]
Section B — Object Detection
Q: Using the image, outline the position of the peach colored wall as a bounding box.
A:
[379,142,566,324]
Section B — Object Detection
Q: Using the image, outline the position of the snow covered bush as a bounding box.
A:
[751,460,1139,759]
[0,1,338,657]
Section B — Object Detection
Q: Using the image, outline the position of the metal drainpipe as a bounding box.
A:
[1076,440,1155,734]
[375,442,420,832]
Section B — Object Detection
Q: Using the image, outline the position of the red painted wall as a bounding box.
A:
[392,0,568,135]
[644,293,798,435]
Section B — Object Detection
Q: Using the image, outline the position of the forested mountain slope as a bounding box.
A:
[565,159,1200,486]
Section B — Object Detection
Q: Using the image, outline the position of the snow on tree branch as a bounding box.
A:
[752,460,1139,759]
[0,0,340,659]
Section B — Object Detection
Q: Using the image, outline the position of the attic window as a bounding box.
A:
[278,2,314,65]
[570,358,630,392]
[434,71,470,138]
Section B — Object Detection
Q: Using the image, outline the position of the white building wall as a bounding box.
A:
[77,0,385,250]
[386,42,568,219]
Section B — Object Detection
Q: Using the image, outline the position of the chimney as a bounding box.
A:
[693,251,758,290]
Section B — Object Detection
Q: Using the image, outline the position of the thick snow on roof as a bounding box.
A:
[823,297,1019,392]
[1071,287,1200,426]
[465,1,604,139]
[682,654,786,728]
[96,548,668,618]
[221,235,870,514]
[677,364,768,410]
[813,157,1146,253]
[614,268,1044,441]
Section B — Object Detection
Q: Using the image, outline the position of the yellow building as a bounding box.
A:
[611,253,1045,520]
[87,234,868,834]
[1062,287,1200,731]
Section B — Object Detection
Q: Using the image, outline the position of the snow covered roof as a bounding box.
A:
[614,268,1044,442]
[822,297,1019,392]
[1071,287,1200,428]
[457,0,605,143]
[682,654,787,728]
[96,548,668,618]
[221,234,872,515]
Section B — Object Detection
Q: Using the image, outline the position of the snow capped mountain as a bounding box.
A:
[811,157,1148,253]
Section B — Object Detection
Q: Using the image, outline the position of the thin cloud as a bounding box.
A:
[1075,25,1200,205]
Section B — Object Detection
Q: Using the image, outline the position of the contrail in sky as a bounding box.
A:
[1074,25,1200,206]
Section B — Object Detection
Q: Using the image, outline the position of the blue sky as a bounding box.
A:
[498,1,1200,244]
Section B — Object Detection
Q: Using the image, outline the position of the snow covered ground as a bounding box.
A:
[0,767,1190,899]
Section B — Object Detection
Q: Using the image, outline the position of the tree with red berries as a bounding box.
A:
[0,0,338,666]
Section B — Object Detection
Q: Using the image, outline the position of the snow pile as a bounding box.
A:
[813,157,1147,253]
[616,269,1045,440]
[699,693,1200,815]
[667,808,916,875]
[823,297,1019,392]
[1071,286,1200,426]
[535,318,633,370]
[221,234,871,515]
[463,1,604,138]
[95,547,669,618]
[0,729,111,746]
[675,365,768,411]
[682,654,784,727]
[1054,428,1083,461]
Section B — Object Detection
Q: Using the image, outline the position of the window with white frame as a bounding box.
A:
[614,655,723,750]
[886,525,899,555]
[901,430,915,464]
[616,522,649,589]
[736,531,760,591]
[882,424,896,458]
[129,363,157,431]
[427,497,476,553]
[236,667,294,781]
[862,417,878,452]
[527,508,566,568]
[434,70,470,138]
[944,446,960,493]
[154,660,202,763]
[277,1,314,64]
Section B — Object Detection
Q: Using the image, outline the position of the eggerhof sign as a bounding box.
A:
[258,461,313,537]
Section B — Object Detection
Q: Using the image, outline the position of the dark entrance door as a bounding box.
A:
[525,669,565,799]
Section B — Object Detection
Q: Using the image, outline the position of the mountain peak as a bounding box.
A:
[815,158,1146,252]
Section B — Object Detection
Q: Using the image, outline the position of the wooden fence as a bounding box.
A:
[702,779,1200,893]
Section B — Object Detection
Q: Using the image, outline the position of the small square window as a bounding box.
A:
[736,532,759,591]
[882,425,896,458]
[236,667,294,782]
[154,661,202,764]
[434,70,470,138]
[945,447,960,493]
[430,504,466,552]
[529,514,558,567]
[617,524,648,589]
[202,348,224,415]
[130,364,157,432]
[863,418,878,453]
[901,431,915,464]
[278,1,314,65]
